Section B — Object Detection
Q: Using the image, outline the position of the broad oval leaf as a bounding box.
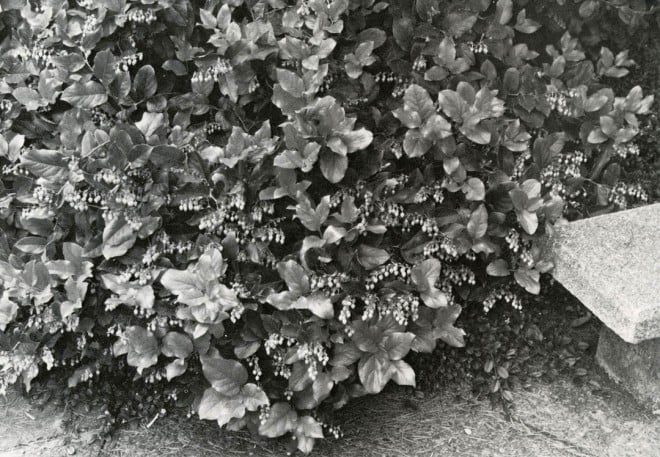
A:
[161,332,193,359]
[102,217,137,259]
[61,81,108,108]
[357,245,390,270]
[133,65,158,100]
[258,402,298,438]
[201,354,248,396]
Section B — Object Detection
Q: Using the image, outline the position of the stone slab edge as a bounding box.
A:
[550,247,647,343]
[543,203,660,344]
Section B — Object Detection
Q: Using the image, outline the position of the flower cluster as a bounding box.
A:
[124,9,157,25]
[608,182,648,208]
[541,150,587,198]
[613,142,640,159]
[467,41,488,54]
[546,88,580,117]
[191,59,233,83]
[115,52,144,73]
[483,288,523,313]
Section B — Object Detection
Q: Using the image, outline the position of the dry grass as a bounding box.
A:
[3,364,659,457]
[99,375,660,457]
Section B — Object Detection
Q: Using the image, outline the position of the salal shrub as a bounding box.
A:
[0,0,654,453]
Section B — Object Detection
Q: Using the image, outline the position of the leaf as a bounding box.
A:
[241,383,269,411]
[521,179,541,199]
[599,116,617,136]
[135,112,166,139]
[61,81,107,108]
[198,388,246,426]
[201,354,248,396]
[277,260,310,296]
[516,209,538,235]
[393,108,422,129]
[161,332,193,359]
[295,416,324,453]
[389,360,416,386]
[165,359,187,381]
[12,87,47,111]
[340,128,373,153]
[357,28,387,48]
[514,9,540,34]
[495,0,513,25]
[584,92,609,112]
[467,204,488,239]
[357,245,390,270]
[437,90,467,121]
[319,152,348,183]
[133,65,158,100]
[93,50,118,85]
[403,130,432,158]
[587,128,609,144]
[411,259,448,308]
[602,163,620,186]
[462,177,485,201]
[162,59,188,76]
[487,259,510,277]
[102,217,137,259]
[403,85,436,121]
[421,114,452,141]
[358,353,391,394]
[579,0,599,17]
[442,11,478,37]
[0,294,18,331]
[433,305,465,347]
[293,294,334,319]
[382,332,415,360]
[20,148,67,181]
[258,402,298,438]
[294,194,330,232]
[14,236,47,254]
[461,124,491,145]
[123,326,159,373]
[514,269,540,294]
[276,69,304,97]
[274,143,320,172]
[392,16,414,50]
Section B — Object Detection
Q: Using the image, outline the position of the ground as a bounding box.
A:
[2,291,658,457]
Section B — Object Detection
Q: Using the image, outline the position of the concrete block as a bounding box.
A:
[546,203,660,344]
[596,326,660,410]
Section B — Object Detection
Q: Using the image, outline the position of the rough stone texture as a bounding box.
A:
[596,326,660,410]
[546,203,660,344]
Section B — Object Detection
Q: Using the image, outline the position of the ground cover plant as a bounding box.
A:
[0,0,656,454]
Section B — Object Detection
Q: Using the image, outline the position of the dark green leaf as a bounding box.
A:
[102,217,137,259]
[258,402,298,438]
[514,268,540,294]
[467,204,488,239]
[487,259,510,277]
[61,81,107,108]
[161,332,193,359]
[201,353,248,396]
[133,65,158,100]
[357,245,390,270]
[358,353,391,394]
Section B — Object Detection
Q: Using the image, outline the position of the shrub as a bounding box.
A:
[0,0,655,453]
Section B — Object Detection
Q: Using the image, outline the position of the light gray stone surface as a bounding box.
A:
[547,203,660,344]
[596,326,660,410]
